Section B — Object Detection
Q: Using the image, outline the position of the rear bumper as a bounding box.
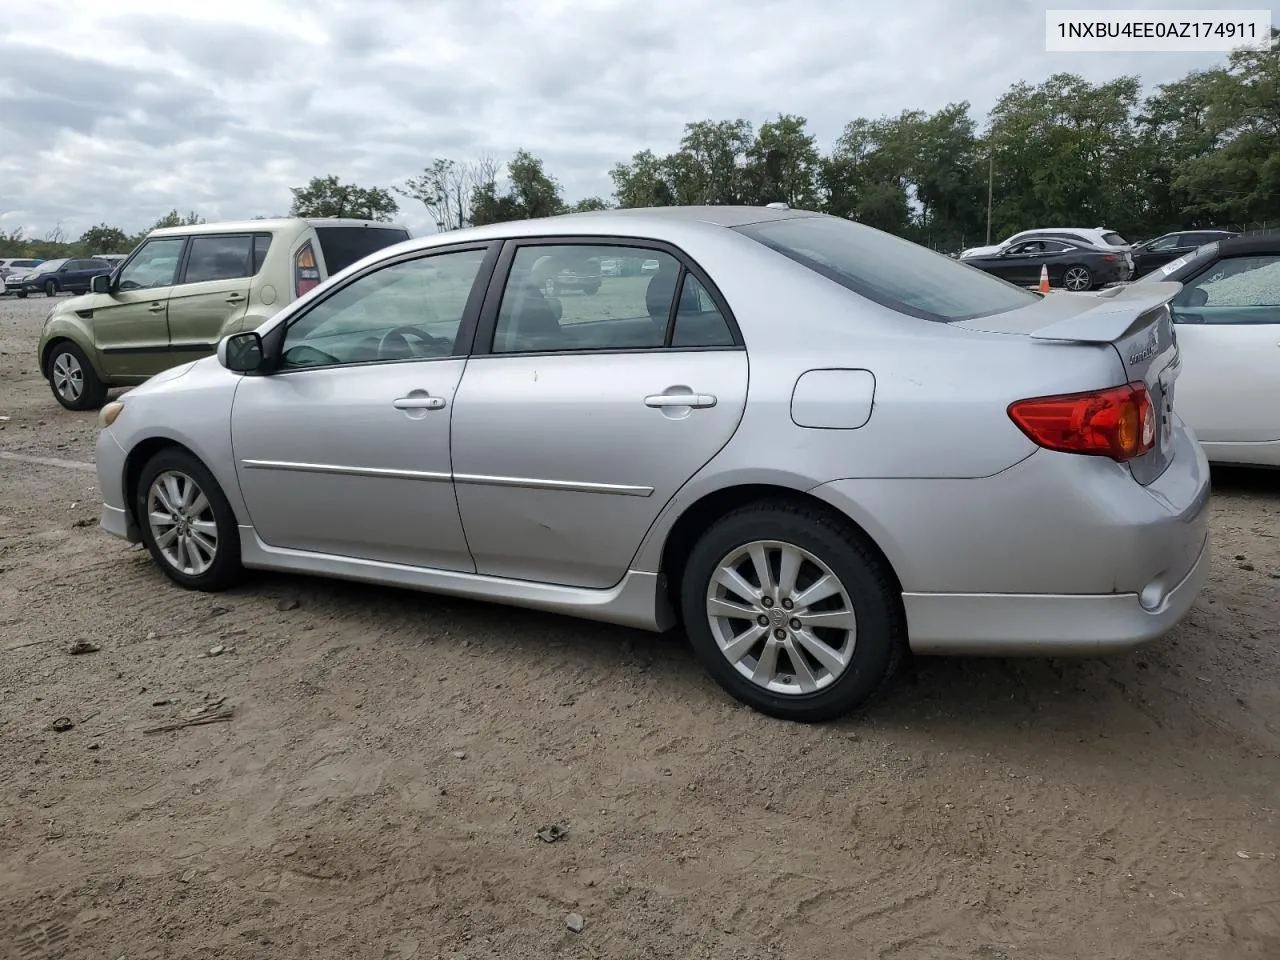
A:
[903,530,1209,655]
[810,420,1212,657]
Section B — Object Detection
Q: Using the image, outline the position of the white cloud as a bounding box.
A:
[0,0,1245,240]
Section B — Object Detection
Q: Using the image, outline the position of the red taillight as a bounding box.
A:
[1008,382,1156,461]
[294,242,320,297]
[1102,254,1118,262]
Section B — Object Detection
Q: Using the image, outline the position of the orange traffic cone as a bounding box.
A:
[1038,265,1051,293]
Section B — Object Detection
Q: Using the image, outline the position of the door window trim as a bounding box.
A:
[467,235,744,358]
[255,240,502,376]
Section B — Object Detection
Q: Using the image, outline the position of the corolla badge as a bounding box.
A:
[1129,327,1160,365]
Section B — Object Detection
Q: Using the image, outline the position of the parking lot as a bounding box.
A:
[1,292,1277,959]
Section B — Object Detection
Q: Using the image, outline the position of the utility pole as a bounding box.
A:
[986,150,994,246]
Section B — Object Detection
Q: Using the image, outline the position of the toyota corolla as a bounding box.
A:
[92,206,1211,722]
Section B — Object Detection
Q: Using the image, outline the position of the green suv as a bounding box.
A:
[38,217,411,410]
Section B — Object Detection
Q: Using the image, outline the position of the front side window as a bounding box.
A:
[492,244,681,353]
[1147,235,1179,252]
[118,238,186,290]
[736,216,1039,323]
[183,235,256,284]
[281,248,487,368]
[1172,255,1280,323]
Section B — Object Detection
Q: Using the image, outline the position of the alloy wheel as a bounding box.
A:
[1063,267,1091,291]
[147,470,219,576]
[51,351,84,403]
[705,539,857,695]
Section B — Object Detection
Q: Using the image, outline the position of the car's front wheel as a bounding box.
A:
[680,501,904,722]
[136,448,243,592]
[47,341,107,411]
[43,279,58,297]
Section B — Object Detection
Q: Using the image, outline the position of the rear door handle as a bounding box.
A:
[147,302,165,313]
[393,396,446,410]
[644,392,717,409]
[225,293,246,304]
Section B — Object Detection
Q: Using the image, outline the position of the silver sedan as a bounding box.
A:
[93,206,1211,721]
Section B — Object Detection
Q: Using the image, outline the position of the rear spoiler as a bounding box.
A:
[1029,281,1182,343]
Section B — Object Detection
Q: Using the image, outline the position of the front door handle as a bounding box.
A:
[393,395,446,410]
[644,392,717,409]
[147,302,164,313]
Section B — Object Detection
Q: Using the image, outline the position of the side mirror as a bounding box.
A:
[218,331,265,373]
[90,274,111,295]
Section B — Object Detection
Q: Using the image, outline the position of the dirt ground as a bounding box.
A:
[1,292,1277,960]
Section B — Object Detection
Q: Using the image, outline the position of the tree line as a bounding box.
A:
[4,31,1274,262]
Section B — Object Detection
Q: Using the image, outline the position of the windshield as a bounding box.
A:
[735,215,1039,322]
[1135,241,1220,283]
[33,259,66,274]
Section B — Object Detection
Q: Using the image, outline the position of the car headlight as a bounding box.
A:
[98,400,125,428]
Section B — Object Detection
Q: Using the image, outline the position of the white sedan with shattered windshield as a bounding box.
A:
[1135,231,1280,468]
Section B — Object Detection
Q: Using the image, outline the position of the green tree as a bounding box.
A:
[396,157,498,231]
[288,175,399,221]
[151,209,205,231]
[610,149,675,208]
[568,196,610,213]
[469,150,565,225]
[742,114,821,208]
[79,223,132,253]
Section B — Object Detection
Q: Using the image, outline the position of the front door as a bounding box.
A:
[166,232,260,360]
[231,245,493,570]
[90,236,187,379]
[1171,252,1280,444]
[451,240,749,589]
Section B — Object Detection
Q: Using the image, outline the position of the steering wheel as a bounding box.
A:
[377,325,451,360]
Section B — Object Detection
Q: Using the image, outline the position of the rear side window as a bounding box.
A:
[1101,231,1128,246]
[14,259,39,269]
[184,235,255,283]
[312,226,411,276]
[736,216,1039,323]
[253,234,272,273]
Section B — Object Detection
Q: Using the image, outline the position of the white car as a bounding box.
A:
[960,227,1131,261]
[1135,232,1280,467]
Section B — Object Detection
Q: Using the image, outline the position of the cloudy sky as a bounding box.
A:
[0,0,1253,240]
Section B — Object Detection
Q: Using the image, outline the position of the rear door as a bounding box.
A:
[1168,252,1280,444]
[165,233,261,358]
[450,238,748,589]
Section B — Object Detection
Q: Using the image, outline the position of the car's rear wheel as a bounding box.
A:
[680,501,903,722]
[136,448,243,592]
[1063,265,1093,291]
[43,279,58,297]
[47,341,107,411]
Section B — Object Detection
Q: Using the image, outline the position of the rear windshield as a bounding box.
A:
[734,216,1039,323]
[1102,231,1128,246]
[313,225,411,276]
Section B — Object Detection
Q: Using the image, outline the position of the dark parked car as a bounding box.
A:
[1130,229,1239,278]
[7,257,116,298]
[962,237,1131,291]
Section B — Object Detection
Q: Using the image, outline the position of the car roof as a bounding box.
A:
[1216,231,1280,257]
[385,205,820,254]
[148,217,411,238]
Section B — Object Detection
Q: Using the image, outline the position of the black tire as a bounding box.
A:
[44,280,58,297]
[680,500,904,723]
[584,281,600,295]
[46,340,108,411]
[136,448,243,592]
[17,290,27,299]
[1063,265,1093,291]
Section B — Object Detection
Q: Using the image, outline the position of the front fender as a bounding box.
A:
[38,311,100,378]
